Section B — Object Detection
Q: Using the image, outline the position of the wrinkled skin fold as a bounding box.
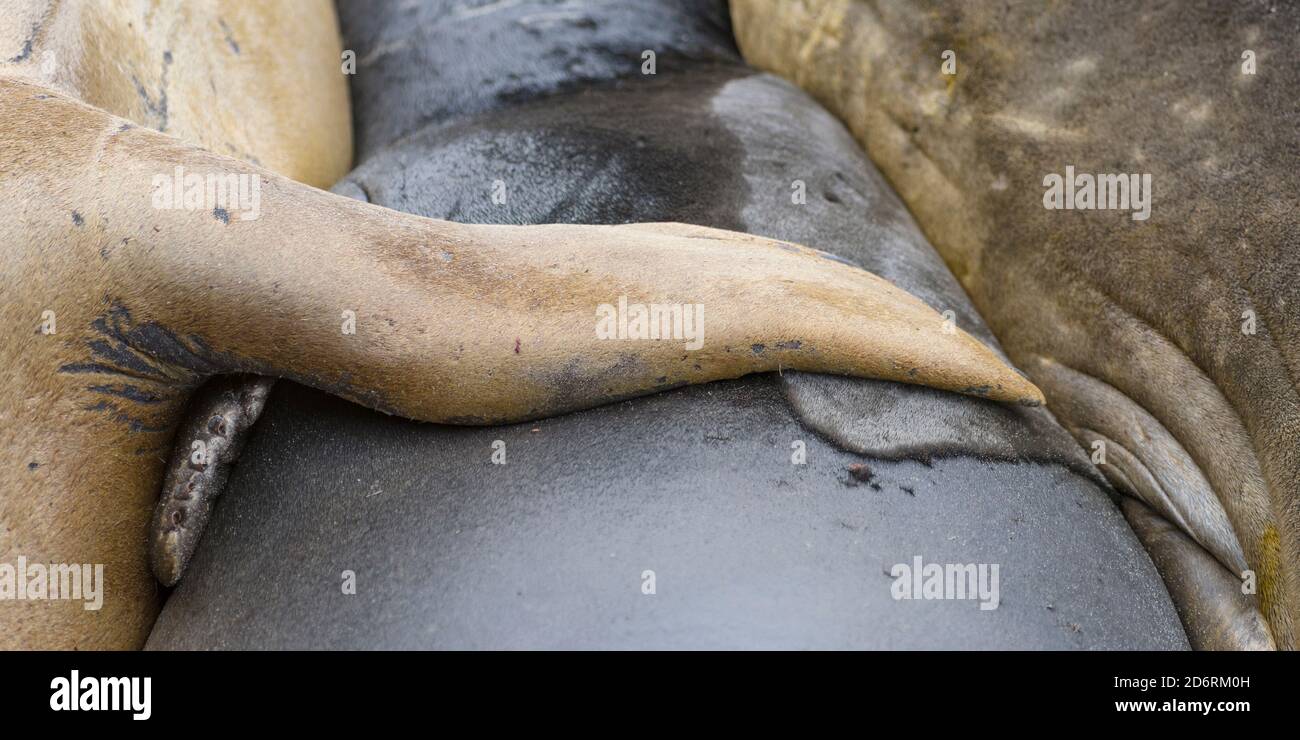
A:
[732,0,1297,647]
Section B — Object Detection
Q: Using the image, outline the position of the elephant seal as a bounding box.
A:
[144,0,1185,650]
[0,0,1039,649]
[731,0,1295,647]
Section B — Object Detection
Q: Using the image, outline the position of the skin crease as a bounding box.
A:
[1123,498,1274,650]
[0,33,1040,648]
[731,0,1296,648]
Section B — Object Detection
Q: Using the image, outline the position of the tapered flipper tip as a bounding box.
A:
[435,221,1047,421]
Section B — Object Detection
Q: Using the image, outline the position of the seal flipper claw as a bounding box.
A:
[150,375,275,586]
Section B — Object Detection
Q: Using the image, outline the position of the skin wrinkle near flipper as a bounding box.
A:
[1123,498,1274,651]
[1032,355,1248,576]
[730,0,1290,648]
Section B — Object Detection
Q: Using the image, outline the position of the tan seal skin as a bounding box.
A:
[0,12,1041,647]
[1,0,350,648]
[732,0,1298,648]
[0,0,352,189]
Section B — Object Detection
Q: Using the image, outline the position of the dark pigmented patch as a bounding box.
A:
[751,343,765,354]
[131,73,168,130]
[101,237,130,261]
[130,49,172,131]
[775,340,802,350]
[218,19,241,54]
[526,353,657,418]
[60,291,482,428]
[9,37,33,63]
[60,300,235,386]
[82,400,171,434]
[27,461,39,470]
[87,383,165,404]
[213,207,230,224]
[7,20,39,62]
[60,361,146,377]
[128,324,227,374]
[71,211,84,226]
[85,338,159,378]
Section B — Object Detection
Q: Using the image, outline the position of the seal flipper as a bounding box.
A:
[149,375,275,586]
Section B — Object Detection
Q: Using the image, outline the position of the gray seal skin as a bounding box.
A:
[729,0,1293,648]
[145,0,1186,649]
